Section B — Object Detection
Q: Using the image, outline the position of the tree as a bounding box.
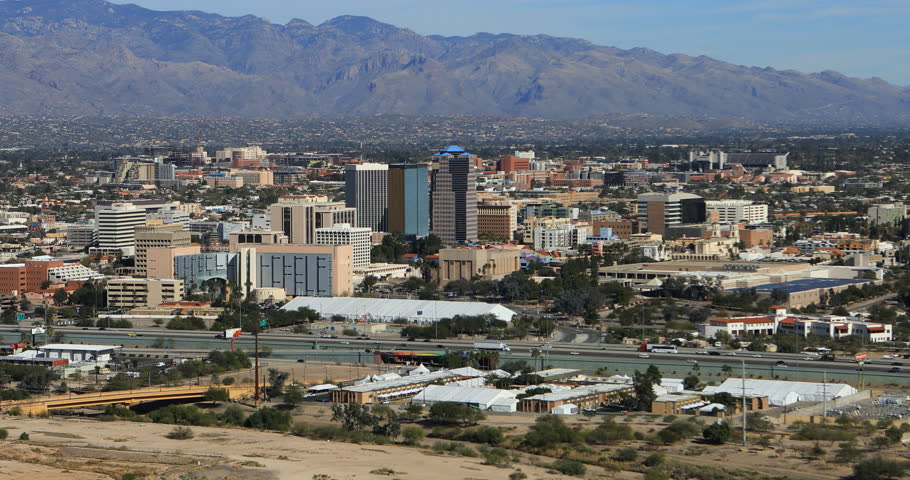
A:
[360,275,379,294]
[283,386,305,408]
[632,365,661,410]
[428,402,485,426]
[683,375,700,390]
[203,387,230,405]
[703,421,731,445]
[244,407,292,431]
[331,403,376,431]
[721,364,733,377]
[267,368,289,397]
[52,288,68,306]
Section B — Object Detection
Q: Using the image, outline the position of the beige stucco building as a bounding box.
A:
[438,247,521,286]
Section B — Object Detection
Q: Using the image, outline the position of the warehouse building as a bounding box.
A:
[282,296,516,323]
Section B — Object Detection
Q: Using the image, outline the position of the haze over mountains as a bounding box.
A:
[0,0,908,124]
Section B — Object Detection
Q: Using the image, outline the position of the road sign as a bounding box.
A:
[224,328,242,339]
[855,353,868,361]
[15,313,25,322]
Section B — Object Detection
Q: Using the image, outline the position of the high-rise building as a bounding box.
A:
[345,163,388,232]
[388,163,429,238]
[431,145,478,245]
[95,202,146,256]
[134,224,192,277]
[636,192,706,236]
[477,204,517,241]
[268,195,356,244]
[705,200,769,224]
[316,223,372,267]
[67,224,96,249]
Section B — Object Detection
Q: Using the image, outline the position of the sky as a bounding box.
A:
[109,0,910,86]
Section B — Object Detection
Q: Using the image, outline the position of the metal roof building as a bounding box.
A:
[282,296,517,323]
[412,384,519,412]
[702,378,857,406]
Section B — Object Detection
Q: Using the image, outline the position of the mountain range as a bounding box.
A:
[0,0,908,123]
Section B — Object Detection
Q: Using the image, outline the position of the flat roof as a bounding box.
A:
[342,370,456,393]
[531,368,579,378]
[524,383,631,402]
[746,278,868,293]
[39,344,122,352]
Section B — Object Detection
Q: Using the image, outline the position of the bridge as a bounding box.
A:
[0,384,258,416]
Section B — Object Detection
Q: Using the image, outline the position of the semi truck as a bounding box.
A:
[473,342,511,352]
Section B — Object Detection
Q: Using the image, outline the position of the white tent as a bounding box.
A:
[552,404,578,415]
[412,384,517,411]
[282,296,517,323]
[409,364,431,376]
[706,378,856,406]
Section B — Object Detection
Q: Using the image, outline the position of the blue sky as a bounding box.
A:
[110,0,910,86]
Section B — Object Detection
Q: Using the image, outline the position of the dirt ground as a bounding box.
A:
[0,416,585,480]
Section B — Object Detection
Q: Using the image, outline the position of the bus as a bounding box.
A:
[637,343,678,354]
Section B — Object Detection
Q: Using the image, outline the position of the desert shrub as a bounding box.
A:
[149,405,216,426]
[244,407,292,432]
[509,472,527,480]
[791,423,856,442]
[853,457,908,480]
[0,428,7,440]
[219,404,246,426]
[165,426,194,440]
[221,376,235,385]
[401,426,425,446]
[549,459,585,476]
[479,445,511,466]
[656,419,701,445]
[17,432,28,441]
[643,452,666,467]
[458,425,504,446]
[585,418,635,445]
[523,415,581,448]
[432,441,478,457]
[703,422,731,445]
[644,469,670,480]
[613,447,638,462]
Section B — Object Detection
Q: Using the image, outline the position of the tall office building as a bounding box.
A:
[134,224,192,277]
[388,163,429,238]
[269,195,356,244]
[96,203,146,256]
[636,192,706,236]
[431,145,478,245]
[316,223,372,267]
[345,163,388,232]
[705,200,769,224]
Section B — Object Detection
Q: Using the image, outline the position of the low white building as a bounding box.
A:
[703,378,857,406]
[699,306,893,343]
[411,384,519,412]
[39,344,121,364]
[48,264,105,283]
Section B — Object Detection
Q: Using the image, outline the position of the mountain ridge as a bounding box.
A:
[0,0,907,123]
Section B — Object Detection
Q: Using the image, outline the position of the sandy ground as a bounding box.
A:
[0,417,581,480]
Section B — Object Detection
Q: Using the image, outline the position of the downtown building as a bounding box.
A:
[316,223,372,268]
[636,192,706,236]
[94,202,147,256]
[269,195,356,244]
[431,146,478,245]
[387,163,430,238]
[345,163,388,232]
[705,200,769,224]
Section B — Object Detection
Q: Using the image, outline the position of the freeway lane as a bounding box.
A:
[2,325,905,380]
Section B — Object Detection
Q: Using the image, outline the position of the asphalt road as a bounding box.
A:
[3,325,906,378]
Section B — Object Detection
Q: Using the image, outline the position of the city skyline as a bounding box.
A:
[107,0,910,86]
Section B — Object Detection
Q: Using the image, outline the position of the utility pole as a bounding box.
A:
[822,371,828,419]
[254,329,260,406]
[741,359,747,446]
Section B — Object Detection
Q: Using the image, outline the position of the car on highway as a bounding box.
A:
[686,359,698,363]
[569,351,580,355]
[775,361,788,367]
[723,352,737,356]
[127,333,137,337]
[695,351,708,355]
[279,328,290,331]
[751,354,762,358]
[638,353,650,359]
[708,351,721,356]
[883,355,894,360]
[889,367,903,373]
[154,362,166,368]
[436,344,444,349]
[341,341,350,345]
[98,327,107,330]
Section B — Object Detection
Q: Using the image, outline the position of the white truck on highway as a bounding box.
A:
[473,342,511,352]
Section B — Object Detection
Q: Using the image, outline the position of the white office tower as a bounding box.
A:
[345,163,388,232]
[316,223,372,267]
[705,200,769,224]
[96,203,146,256]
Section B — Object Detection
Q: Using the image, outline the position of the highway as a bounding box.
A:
[2,325,907,384]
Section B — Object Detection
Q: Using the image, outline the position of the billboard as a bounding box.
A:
[224,328,242,339]
[855,352,868,361]
[31,327,45,335]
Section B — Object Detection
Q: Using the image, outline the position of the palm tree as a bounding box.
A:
[531,348,542,371]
